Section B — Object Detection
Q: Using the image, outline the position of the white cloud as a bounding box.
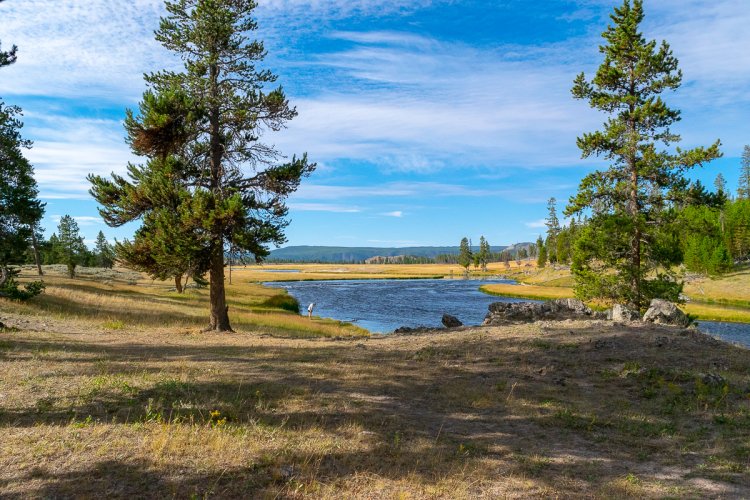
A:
[50,215,103,226]
[381,211,403,217]
[525,219,546,229]
[23,114,136,200]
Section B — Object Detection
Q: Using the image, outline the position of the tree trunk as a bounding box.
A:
[30,228,43,276]
[0,266,8,289]
[208,244,232,331]
[174,274,183,294]
[630,165,641,309]
[206,61,232,332]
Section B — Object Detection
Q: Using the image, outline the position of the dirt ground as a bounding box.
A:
[1,310,749,498]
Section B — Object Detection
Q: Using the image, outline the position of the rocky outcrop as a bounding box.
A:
[483,298,598,325]
[643,299,691,328]
[441,314,463,328]
[608,304,641,323]
[392,326,433,335]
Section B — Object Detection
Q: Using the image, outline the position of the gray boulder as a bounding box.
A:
[609,304,641,322]
[642,299,691,328]
[441,314,463,328]
[483,298,595,325]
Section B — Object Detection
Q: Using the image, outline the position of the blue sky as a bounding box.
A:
[1,0,748,248]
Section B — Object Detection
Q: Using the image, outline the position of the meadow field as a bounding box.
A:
[1,265,749,497]
[2,272,749,497]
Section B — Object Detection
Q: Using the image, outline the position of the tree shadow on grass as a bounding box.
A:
[1,324,749,496]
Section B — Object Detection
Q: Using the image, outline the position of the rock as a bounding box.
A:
[610,304,641,322]
[392,326,432,335]
[483,298,595,326]
[441,314,463,328]
[643,299,691,328]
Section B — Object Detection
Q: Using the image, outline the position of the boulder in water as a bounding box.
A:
[441,314,463,328]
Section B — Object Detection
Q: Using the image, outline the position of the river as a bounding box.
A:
[266,278,750,347]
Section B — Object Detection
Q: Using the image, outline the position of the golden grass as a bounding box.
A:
[0,314,748,497]
[480,283,575,301]
[234,260,538,282]
[11,266,367,338]
[684,267,750,306]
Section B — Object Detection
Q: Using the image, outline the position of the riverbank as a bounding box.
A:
[10,265,368,338]
[481,266,750,324]
[1,312,748,497]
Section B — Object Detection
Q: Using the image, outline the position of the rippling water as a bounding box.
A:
[267,278,750,347]
[266,278,527,333]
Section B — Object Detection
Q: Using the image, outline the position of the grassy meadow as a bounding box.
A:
[8,265,368,338]
[2,302,749,497]
[1,263,750,497]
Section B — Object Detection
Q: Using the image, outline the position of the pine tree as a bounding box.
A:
[0,104,45,295]
[56,216,86,278]
[94,231,115,268]
[714,173,727,196]
[739,146,750,199]
[89,0,315,330]
[536,236,547,268]
[477,235,490,271]
[545,198,560,263]
[566,0,721,309]
[458,237,472,271]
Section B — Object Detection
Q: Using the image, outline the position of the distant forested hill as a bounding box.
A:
[266,245,522,263]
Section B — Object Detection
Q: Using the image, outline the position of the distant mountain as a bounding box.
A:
[268,245,505,263]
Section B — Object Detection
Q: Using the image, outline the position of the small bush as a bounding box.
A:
[262,294,300,313]
[0,268,45,301]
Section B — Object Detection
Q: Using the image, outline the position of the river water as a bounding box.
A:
[266,278,750,347]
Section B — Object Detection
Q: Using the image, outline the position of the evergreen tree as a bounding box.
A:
[89,0,315,331]
[0,105,45,296]
[566,0,721,309]
[94,231,115,268]
[545,197,560,263]
[739,146,750,199]
[56,215,86,278]
[477,235,490,271]
[458,237,472,270]
[536,235,547,268]
[714,173,727,196]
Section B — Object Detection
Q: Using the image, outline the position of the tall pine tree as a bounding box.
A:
[0,23,45,298]
[545,197,560,263]
[90,0,315,330]
[566,0,721,309]
[738,145,750,199]
[56,216,86,278]
[458,237,472,271]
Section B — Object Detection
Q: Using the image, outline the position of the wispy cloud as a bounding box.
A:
[525,219,546,229]
[380,211,403,218]
[50,215,103,226]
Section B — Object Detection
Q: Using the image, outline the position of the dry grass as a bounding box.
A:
[480,283,575,301]
[13,266,367,338]
[0,307,748,498]
[235,260,537,282]
[684,267,750,307]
